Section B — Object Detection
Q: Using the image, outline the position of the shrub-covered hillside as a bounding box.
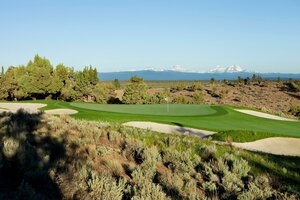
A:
[0,110,298,199]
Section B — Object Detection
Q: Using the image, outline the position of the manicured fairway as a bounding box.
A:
[5,100,300,137]
[70,103,216,116]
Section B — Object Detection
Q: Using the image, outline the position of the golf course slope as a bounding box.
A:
[123,121,216,137]
[233,137,300,156]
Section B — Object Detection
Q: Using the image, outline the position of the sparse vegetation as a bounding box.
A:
[0,110,299,199]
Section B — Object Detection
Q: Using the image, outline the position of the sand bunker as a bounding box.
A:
[0,103,47,113]
[0,103,78,115]
[123,121,216,138]
[45,109,78,115]
[233,137,300,156]
[235,109,298,121]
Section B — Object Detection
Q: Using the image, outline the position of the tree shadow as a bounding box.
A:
[170,122,212,138]
[0,109,80,199]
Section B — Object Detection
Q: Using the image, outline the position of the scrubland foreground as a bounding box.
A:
[0,110,299,199]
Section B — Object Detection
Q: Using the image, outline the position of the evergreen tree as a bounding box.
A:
[113,79,121,89]
[123,76,147,104]
[0,66,4,79]
[23,55,57,97]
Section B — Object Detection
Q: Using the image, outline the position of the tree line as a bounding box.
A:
[0,55,109,102]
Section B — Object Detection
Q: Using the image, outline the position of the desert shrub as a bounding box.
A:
[171,96,187,104]
[190,81,203,91]
[238,175,274,200]
[97,146,111,156]
[192,91,204,103]
[79,167,126,200]
[224,154,250,178]
[145,92,167,104]
[162,149,194,173]
[2,137,20,158]
[222,172,244,196]
[158,171,184,196]
[210,158,229,177]
[289,104,300,117]
[219,90,229,99]
[141,146,162,167]
[203,181,217,199]
[203,164,219,183]
[286,81,300,92]
[199,144,217,160]
[131,179,169,200]
[122,139,145,163]
[163,136,180,147]
[108,130,119,141]
[172,81,186,91]
[103,160,123,177]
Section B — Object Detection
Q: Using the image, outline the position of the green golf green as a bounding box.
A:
[70,103,217,116]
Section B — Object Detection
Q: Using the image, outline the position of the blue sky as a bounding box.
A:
[0,0,299,73]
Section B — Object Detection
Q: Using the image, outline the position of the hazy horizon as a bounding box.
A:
[1,1,300,73]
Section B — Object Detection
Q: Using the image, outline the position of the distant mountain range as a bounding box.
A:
[99,66,300,80]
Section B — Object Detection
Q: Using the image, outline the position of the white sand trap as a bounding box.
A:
[0,103,46,113]
[45,109,78,115]
[123,121,216,138]
[235,109,298,121]
[233,137,300,156]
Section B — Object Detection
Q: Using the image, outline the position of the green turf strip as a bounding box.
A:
[210,130,290,142]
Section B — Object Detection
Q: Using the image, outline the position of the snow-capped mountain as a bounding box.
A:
[208,65,245,73]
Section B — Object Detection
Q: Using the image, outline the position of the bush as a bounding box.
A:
[192,91,204,103]
[162,149,194,173]
[131,180,169,200]
[203,181,217,199]
[80,168,126,200]
[238,176,274,200]
[145,92,167,104]
[289,105,300,117]
[2,137,20,158]
[190,81,203,91]
[172,96,188,104]
[103,160,123,177]
[199,144,217,160]
[224,154,250,178]
[222,172,244,195]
